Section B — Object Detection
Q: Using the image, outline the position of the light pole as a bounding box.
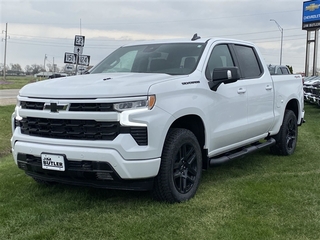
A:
[270,19,283,65]
[44,54,47,71]
[2,23,8,80]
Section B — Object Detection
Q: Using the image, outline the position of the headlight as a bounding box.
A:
[114,95,156,112]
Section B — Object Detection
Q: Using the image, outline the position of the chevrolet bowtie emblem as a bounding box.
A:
[306,3,320,12]
[44,102,68,112]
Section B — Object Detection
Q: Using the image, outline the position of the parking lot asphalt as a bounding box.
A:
[0,89,19,106]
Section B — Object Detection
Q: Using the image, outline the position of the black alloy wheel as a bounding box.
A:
[153,128,202,203]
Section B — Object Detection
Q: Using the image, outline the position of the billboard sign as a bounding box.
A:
[303,0,320,30]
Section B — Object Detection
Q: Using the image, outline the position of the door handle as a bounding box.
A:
[266,85,273,90]
[237,88,246,94]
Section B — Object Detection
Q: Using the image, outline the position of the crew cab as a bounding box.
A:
[11,35,305,203]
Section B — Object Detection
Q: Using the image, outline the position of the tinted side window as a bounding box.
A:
[206,44,234,80]
[234,45,262,78]
[276,68,282,75]
[281,67,290,74]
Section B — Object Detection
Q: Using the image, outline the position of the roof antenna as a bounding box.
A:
[191,33,201,41]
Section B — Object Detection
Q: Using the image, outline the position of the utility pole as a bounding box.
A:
[53,57,55,74]
[44,54,47,71]
[2,23,8,81]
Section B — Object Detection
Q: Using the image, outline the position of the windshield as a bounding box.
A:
[90,43,206,75]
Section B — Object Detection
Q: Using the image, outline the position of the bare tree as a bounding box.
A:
[10,63,23,71]
[30,64,45,75]
[46,63,60,73]
[25,65,33,75]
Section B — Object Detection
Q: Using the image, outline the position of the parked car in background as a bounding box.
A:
[268,64,291,75]
[304,76,320,106]
[48,73,67,79]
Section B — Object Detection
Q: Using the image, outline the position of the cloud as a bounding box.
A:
[0,0,308,72]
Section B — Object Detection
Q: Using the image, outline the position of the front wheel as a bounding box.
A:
[153,128,202,203]
[270,110,298,156]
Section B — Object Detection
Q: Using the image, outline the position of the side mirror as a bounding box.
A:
[208,67,240,91]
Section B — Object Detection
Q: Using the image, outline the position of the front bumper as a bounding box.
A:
[12,141,161,190]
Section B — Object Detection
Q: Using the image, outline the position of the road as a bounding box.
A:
[0,89,19,106]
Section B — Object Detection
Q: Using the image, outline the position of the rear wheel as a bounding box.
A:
[153,128,202,203]
[270,110,298,156]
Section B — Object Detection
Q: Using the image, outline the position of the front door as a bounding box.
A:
[205,44,248,157]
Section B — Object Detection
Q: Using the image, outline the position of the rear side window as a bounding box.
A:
[276,68,283,75]
[234,45,262,78]
[280,67,290,74]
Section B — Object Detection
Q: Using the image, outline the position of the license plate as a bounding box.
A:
[41,154,65,171]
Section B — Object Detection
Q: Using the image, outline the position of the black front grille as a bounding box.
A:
[305,87,320,95]
[20,117,120,140]
[18,117,148,145]
[20,101,114,112]
[69,103,114,112]
[21,101,45,110]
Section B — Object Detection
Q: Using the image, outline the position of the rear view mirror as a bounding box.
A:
[209,67,240,91]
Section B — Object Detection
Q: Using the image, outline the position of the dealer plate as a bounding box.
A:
[41,153,65,171]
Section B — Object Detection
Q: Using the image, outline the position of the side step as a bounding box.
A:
[209,138,276,166]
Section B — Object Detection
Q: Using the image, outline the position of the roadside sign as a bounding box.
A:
[303,0,320,30]
[64,52,77,64]
[65,64,74,71]
[78,55,90,66]
[74,46,83,55]
[74,35,85,47]
[78,66,87,73]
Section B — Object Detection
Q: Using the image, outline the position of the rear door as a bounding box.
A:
[232,44,274,139]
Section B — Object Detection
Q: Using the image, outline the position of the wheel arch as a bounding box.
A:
[169,114,208,169]
[285,98,299,120]
[271,98,301,138]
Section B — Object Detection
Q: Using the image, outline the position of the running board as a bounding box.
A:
[209,138,276,166]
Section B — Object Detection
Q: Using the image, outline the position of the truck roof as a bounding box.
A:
[121,36,254,47]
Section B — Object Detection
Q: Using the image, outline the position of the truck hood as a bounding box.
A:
[20,73,183,99]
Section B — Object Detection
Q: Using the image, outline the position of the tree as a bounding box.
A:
[25,65,33,75]
[46,63,53,72]
[0,63,9,71]
[286,65,293,74]
[30,64,45,75]
[10,63,22,72]
[46,63,60,73]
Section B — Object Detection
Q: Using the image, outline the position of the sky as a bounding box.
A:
[0,0,312,73]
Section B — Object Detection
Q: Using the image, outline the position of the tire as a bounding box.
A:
[153,128,202,203]
[270,110,298,156]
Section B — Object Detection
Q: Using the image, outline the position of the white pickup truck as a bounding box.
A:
[11,35,305,203]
